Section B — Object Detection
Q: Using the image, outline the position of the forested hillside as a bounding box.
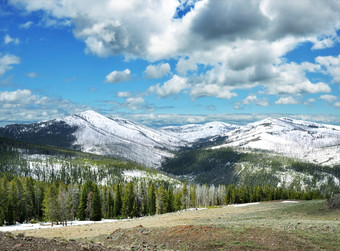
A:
[0,137,178,185]
[0,174,322,226]
[0,137,324,227]
[161,148,340,195]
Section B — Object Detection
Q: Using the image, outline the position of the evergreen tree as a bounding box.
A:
[0,177,8,225]
[182,182,188,209]
[23,177,35,222]
[173,191,182,211]
[167,186,174,213]
[91,184,102,221]
[190,185,196,208]
[114,183,122,218]
[77,180,93,220]
[122,182,136,218]
[9,177,25,223]
[42,182,59,226]
[147,182,156,215]
[156,186,168,214]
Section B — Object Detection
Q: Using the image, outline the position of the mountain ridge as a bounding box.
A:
[0,110,339,167]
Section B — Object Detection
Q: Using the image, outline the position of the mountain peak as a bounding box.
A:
[77,110,103,118]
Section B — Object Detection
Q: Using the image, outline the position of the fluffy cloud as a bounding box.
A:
[105,69,131,83]
[239,95,269,107]
[265,63,331,95]
[117,91,131,98]
[4,34,20,45]
[275,96,299,105]
[319,94,338,103]
[8,0,340,100]
[0,53,20,76]
[176,57,198,75]
[315,55,340,84]
[124,96,146,110]
[0,89,90,125]
[144,63,171,79]
[190,84,237,99]
[148,75,188,97]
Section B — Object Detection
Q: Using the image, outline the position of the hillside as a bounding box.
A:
[214,117,340,166]
[161,147,340,195]
[1,111,340,169]
[0,136,180,186]
[3,200,339,250]
[0,111,236,168]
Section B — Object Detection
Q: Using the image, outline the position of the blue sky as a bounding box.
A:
[0,0,339,127]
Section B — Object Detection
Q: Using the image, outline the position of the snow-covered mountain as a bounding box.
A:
[0,110,236,168]
[1,111,339,167]
[213,117,340,166]
[161,122,238,143]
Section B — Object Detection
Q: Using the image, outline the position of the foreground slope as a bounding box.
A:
[6,200,339,250]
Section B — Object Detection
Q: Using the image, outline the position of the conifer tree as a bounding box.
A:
[173,190,182,211]
[0,177,8,225]
[9,177,25,223]
[122,182,135,218]
[77,180,93,220]
[114,183,122,218]
[156,186,168,214]
[42,182,59,226]
[91,184,101,221]
[167,186,174,213]
[23,177,35,222]
[147,182,156,215]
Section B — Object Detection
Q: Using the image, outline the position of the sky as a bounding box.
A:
[0,0,339,127]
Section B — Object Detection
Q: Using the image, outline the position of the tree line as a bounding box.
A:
[0,174,323,226]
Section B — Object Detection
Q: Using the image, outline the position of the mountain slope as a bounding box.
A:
[161,121,238,146]
[161,147,340,194]
[213,117,340,166]
[1,111,340,168]
[0,110,238,168]
[0,136,180,185]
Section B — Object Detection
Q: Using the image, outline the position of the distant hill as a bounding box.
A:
[0,136,181,186]
[161,147,340,195]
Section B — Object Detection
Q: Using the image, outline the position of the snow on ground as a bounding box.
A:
[228,202,261,207]
[212,117,340,166]
[281,201,299,203]
[122,170,179,184]
[0,219,121,232]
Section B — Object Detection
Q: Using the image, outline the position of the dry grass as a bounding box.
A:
[15,200,340,250]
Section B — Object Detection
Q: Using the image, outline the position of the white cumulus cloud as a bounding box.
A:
[105,69,131,83]
[0,89,90,125]
[319,94,338,103]
[148,75,188,97]
[275,96,299,105]
[144,63,171,79]
[0,53,20,76]
[4,34,20,45]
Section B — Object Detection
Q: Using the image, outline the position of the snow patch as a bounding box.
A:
[228,202,260,207]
